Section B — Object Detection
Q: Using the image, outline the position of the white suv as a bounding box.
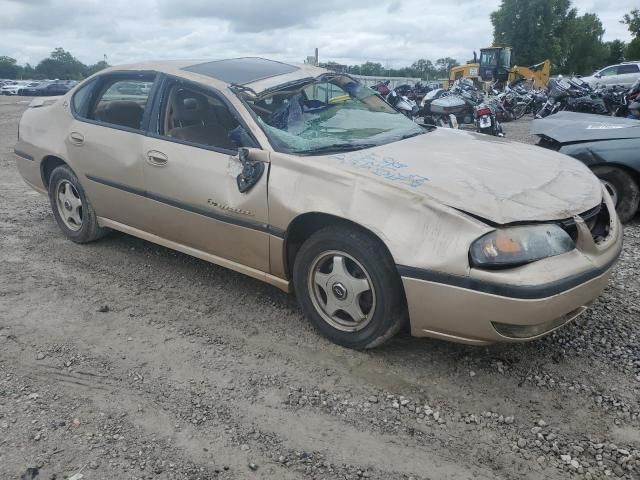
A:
[581,62,640,88]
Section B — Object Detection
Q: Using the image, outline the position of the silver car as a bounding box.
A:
[581,62,640,88]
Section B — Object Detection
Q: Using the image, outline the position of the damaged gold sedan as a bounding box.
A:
[15,58,623,348]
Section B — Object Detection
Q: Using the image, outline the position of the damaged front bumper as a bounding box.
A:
[399,191,623,345]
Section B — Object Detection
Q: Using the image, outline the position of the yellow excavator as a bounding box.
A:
[448,47,551,90]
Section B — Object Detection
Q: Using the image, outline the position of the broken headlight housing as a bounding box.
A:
[470,225,575,269]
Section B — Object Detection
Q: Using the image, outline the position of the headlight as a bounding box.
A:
[470,224,575,269]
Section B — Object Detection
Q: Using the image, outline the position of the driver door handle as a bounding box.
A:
[69,132,84,145]
[146,150,168,167]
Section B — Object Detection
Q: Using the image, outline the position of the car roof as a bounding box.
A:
[101,57,329,93]
[603,61,640,68]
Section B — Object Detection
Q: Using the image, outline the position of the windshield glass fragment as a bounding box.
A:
[239,75,425,154]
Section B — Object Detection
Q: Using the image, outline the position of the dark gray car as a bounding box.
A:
[532,112,640,222]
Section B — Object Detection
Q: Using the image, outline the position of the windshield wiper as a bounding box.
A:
[399,130,426,140]
[293,143,378,155]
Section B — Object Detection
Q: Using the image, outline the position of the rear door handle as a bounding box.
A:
[146,150,168,167]
[69,132,84,145]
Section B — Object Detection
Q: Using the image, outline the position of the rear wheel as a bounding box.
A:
[592,165,640,223]
[48,165,109,243]
[293,226,407,349]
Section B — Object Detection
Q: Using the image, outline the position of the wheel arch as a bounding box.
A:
[590,162,640,186]
[282,212,399,282]
[40,155,70,189]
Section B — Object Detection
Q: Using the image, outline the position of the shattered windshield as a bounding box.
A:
[241,75,425,154]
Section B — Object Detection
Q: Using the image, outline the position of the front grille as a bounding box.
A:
[558,203,611,244]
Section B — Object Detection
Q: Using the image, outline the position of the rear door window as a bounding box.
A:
[88,76,156,131]
[618,64,639,75]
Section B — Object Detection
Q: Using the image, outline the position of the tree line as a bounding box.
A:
[337,57,460,79]
[491,1,639,75]
[336,3,639,79]
[0,48,109,80]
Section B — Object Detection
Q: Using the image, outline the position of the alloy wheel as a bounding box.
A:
[55,179,83,231]
[307,250,376,332]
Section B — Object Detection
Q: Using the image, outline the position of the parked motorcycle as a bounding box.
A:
[420,87,448,119]
[475,99,504,136]
[536,78,573,118]
[425,79,481,126]
[563,77,608,114]
[386,89,420,119]
[608,79,640,117]
[427,93,466,127]
[422,79,504,136]
[371,80,391,97]
[536,76,617,118]
[498,85,547,120]
[412,82,432,100]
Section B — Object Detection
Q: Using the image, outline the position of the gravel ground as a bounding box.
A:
[0,96,638,480]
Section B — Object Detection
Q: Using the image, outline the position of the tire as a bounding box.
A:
[512,103,527,120]
[292,226,407,349]
[592,165,640,223]
[48,164,110,243]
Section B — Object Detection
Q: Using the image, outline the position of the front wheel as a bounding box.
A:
[293,226,407,349]
[592,165,640,223]
[512,103,528,119]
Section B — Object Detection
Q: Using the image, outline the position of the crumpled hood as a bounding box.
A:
[322,128,602,224]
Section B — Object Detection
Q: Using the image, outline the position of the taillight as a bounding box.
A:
[477,107,491,116]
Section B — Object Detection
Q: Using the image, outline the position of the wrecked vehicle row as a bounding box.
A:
[532,112,640,223]
[14,58,622,348]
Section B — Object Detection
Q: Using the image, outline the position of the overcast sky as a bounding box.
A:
[0,0,636,67]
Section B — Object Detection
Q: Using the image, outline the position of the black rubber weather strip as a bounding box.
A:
[85,174,284,238]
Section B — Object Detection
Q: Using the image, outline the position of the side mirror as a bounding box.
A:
[236,148,266,194]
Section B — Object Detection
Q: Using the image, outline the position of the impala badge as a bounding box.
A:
[207,199,253,216]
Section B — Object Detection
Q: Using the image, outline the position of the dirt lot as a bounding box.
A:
[0,95,639,480]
